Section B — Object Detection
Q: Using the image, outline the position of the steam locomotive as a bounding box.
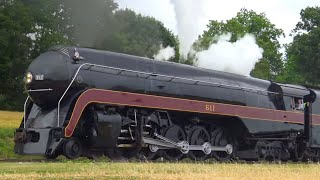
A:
[14,46,320,161]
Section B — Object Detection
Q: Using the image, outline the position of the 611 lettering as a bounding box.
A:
[205,104,215,112]
[35,74,44,81]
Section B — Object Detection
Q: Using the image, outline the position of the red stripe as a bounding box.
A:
[64,89,320,137]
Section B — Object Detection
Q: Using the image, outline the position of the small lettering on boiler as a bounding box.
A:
[205,104,215,112]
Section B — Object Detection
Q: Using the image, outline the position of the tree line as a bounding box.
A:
[0,0,319,110]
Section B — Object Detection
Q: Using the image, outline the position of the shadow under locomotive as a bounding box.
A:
[14,46,320,161]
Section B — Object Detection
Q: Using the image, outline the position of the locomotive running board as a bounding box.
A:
[142,134,233,155]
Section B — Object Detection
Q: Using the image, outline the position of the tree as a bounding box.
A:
[0,0,72,110]
[29,0,73,58]
[195,9,284,80]
[97,9,180,62]
[278,6,320,85]
[0,0,180,110]
[0,1,34,110]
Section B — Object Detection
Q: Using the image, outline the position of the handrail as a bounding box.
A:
[25,88,53,92]
[84,63,279,94]
[57,62,279,127]
[57,63,90,127]
[23,97,29,128]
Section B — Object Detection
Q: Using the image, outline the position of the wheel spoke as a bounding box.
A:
[162,125,186,161]
[188,126,210,161]
[211,127,235,161]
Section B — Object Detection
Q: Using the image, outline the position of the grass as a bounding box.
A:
[0,111,22,129]
[1,110,320,179]
[0,162,320,179]
[0,111,22,159]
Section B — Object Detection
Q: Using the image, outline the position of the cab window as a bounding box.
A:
[283,96,304,111]
[292,97,304,111]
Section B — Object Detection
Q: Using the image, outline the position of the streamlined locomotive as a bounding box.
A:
[14,46,320,161]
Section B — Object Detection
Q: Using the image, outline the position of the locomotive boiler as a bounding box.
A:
[14,46,320,161]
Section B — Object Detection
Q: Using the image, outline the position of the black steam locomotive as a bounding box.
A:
[14,46,320,161]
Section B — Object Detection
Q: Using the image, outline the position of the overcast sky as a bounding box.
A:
[116,0,320,44]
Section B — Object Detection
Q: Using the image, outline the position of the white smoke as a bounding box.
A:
[170,0,205,57]
[169,0,264,76]
[153,45,175,61]
[196,33,263,76]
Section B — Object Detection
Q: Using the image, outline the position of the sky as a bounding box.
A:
[116,0,320,45]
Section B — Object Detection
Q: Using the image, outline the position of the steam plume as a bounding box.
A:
[170,0,263,75]
[196,33,263,76]
[153,45,175,61]
[170,0,205,57]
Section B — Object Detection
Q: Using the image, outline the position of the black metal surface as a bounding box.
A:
[25,46,311,115]
[17,46,320,160]
[89,111,122,148]
[25,47,274,109]
[26,51,71,108]
[24,47,320,134]
[304,103,311,143]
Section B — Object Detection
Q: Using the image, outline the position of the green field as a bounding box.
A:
[0,162,320,179]
[1,111,320,179]
[0,111,22,159]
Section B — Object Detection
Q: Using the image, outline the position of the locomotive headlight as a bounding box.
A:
[25,72,33,84]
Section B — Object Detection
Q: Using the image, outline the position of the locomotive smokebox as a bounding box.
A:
[25,51,71,108]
